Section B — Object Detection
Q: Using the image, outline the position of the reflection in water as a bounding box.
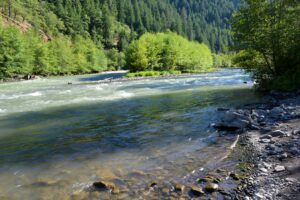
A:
[0,69,262,199]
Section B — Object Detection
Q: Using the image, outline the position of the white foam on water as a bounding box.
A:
[59,90,72,94]
[0,109,6,113]
[29,92,43,97]
[87,85,104,91]
[0,91,43,100]
[118,91,134,98]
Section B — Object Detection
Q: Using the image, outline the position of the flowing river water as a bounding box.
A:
[0,69,262,199]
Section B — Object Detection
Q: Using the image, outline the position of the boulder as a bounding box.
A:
[214,119,250,131]
[223,111,249,122]
[270,107,284,116]
[271,130,286,137]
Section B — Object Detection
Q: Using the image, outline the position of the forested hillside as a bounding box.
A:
[0,0,239,79]
[0,0,238,53]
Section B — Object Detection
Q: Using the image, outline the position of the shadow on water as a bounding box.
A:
[78,72,127,82]
[0,87,261,166]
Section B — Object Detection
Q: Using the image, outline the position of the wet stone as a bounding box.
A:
[190,185,205,196]
[93,181,116,192]
[271,130,286,137]
[204,183,219,193]
[230,173,240,180]
[161,187,169,195]
[260,135,272,140]
[149,182,158,188]
[174,183,185,193]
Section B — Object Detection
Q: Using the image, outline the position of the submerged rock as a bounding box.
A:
[174,183,185,193]
[149,182,158,188]
[93,181,117,192]
[204,183,219,193]
[190,185,204,196]
[230,173,240,180]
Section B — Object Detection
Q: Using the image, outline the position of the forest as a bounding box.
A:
[0,0,299,90]
[0,0,237,80]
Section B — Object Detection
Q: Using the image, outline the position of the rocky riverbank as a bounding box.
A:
[212,91,300,200]
[72,91,299,200]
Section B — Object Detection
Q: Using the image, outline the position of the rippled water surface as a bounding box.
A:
[0,69,261,199]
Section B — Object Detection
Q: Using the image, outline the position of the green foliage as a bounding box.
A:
[213,54,236,68]
[0,0,239,79]
[232,0,300,91]
[0,17,107,79]
[125,32,214,73]
[125,70,181,78]
[0,0,238,53]
[106,48,125,70]
[0,25,31,78]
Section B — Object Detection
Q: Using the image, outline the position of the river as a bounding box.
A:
[0,69,262,199]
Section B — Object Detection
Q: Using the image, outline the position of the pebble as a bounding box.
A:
[274,165,285,172]
[260,139,271,143]
[260,135,272,139]
[259,168,268,173]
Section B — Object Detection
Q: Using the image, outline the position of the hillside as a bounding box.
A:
[0,0,238,53]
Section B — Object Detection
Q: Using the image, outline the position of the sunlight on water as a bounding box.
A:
[0,69,261,199]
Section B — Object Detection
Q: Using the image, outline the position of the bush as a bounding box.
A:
[125,70,182,78]
[125,32,214,73]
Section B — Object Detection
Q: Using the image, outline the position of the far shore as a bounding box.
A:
[0,68,235,85]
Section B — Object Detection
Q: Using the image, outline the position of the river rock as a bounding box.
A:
[214,119,250,131]
[149,182,158,188]
[230,173,240,180]
[260,135,272,140]
[93,181,116,192]
[290,147,300,155]
[277,152,288,160]
[270,107,284,116]
[204,183,219,193]
[274,165,285,172]
[292,129,300,135]
[190,185,204,196]
[260,139,271,143]
[271,130,286,137]
[174,183,185,193]
[259,168,268,173]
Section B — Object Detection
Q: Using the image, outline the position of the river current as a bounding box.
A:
[0,69,261,199]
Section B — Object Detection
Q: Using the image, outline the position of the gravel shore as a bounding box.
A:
[214,91,300,200]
